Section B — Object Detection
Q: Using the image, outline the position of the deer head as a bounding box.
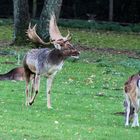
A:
[49,14,80,57]
[27,14,79,58]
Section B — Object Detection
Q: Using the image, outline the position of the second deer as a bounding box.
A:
[124,73,140,127]
[0,67,25,81]
[23,14,80,108]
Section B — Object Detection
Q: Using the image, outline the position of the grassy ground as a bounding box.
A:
[0,25,140,140]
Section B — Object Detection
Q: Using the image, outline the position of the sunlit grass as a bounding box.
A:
[0,24,140,51]
[62,28,140,51]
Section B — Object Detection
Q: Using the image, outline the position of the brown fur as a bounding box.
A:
[124,74,140,92]
[124,73,140,127]
[0,67,25,81]
[124,74,140,107]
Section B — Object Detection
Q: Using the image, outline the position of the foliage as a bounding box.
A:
[59,19,140,33]
[0,19,13,26]
[0,19,140,34]
[0,25,140,139]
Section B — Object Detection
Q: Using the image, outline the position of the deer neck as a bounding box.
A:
[48,49,64,65]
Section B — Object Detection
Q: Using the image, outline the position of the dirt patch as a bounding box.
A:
[77,45,140,59]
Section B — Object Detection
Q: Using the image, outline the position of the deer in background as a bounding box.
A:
[124,73,140,127]
[0,67,25,81]
[23,14,80,108]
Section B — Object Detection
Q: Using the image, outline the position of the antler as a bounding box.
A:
[27,23,51,46]
[49,14,72,42]
[49,14,63,41]
[65,30,71,40]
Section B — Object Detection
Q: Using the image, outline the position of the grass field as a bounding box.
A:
[0,25,140,140]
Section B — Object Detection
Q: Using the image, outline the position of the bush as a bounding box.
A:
[131,24,140,32]
[58,19,140,33]
[0,18,140,33]
[0,18,13,26]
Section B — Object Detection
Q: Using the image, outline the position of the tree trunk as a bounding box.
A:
[38,0,63,41]
[109,0,113,21]
[13,0,30,45]
[32,0,37,18]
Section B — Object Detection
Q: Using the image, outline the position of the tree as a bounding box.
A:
[109,0,113,21]
[13,0,30,45]
[32,0,37,18]
[38,0,63,41]
[12,0,63,45]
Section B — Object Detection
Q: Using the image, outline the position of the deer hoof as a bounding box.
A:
[132,123,139,128]
[47,105,52,109]
[29,100,34,106]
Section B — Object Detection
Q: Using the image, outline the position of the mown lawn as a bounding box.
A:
[0,24,140,140]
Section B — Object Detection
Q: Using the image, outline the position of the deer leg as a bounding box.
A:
[25,73,31,106]
[29,74,40,105]
[132,99,139,127]
[46,76,54,109]
[31,76,35,99]
[132,112,139,127]
[25,80,30,106]
[125,95,130,126]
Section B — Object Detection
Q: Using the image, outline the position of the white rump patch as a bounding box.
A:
[137,79,140,88]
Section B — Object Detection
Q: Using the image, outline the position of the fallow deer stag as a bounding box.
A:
[23,14,80,108]
[124,73,140,127]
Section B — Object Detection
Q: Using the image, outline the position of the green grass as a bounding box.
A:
[60,27,140,52]
[0,25,13,40]
[0,24,140,140]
